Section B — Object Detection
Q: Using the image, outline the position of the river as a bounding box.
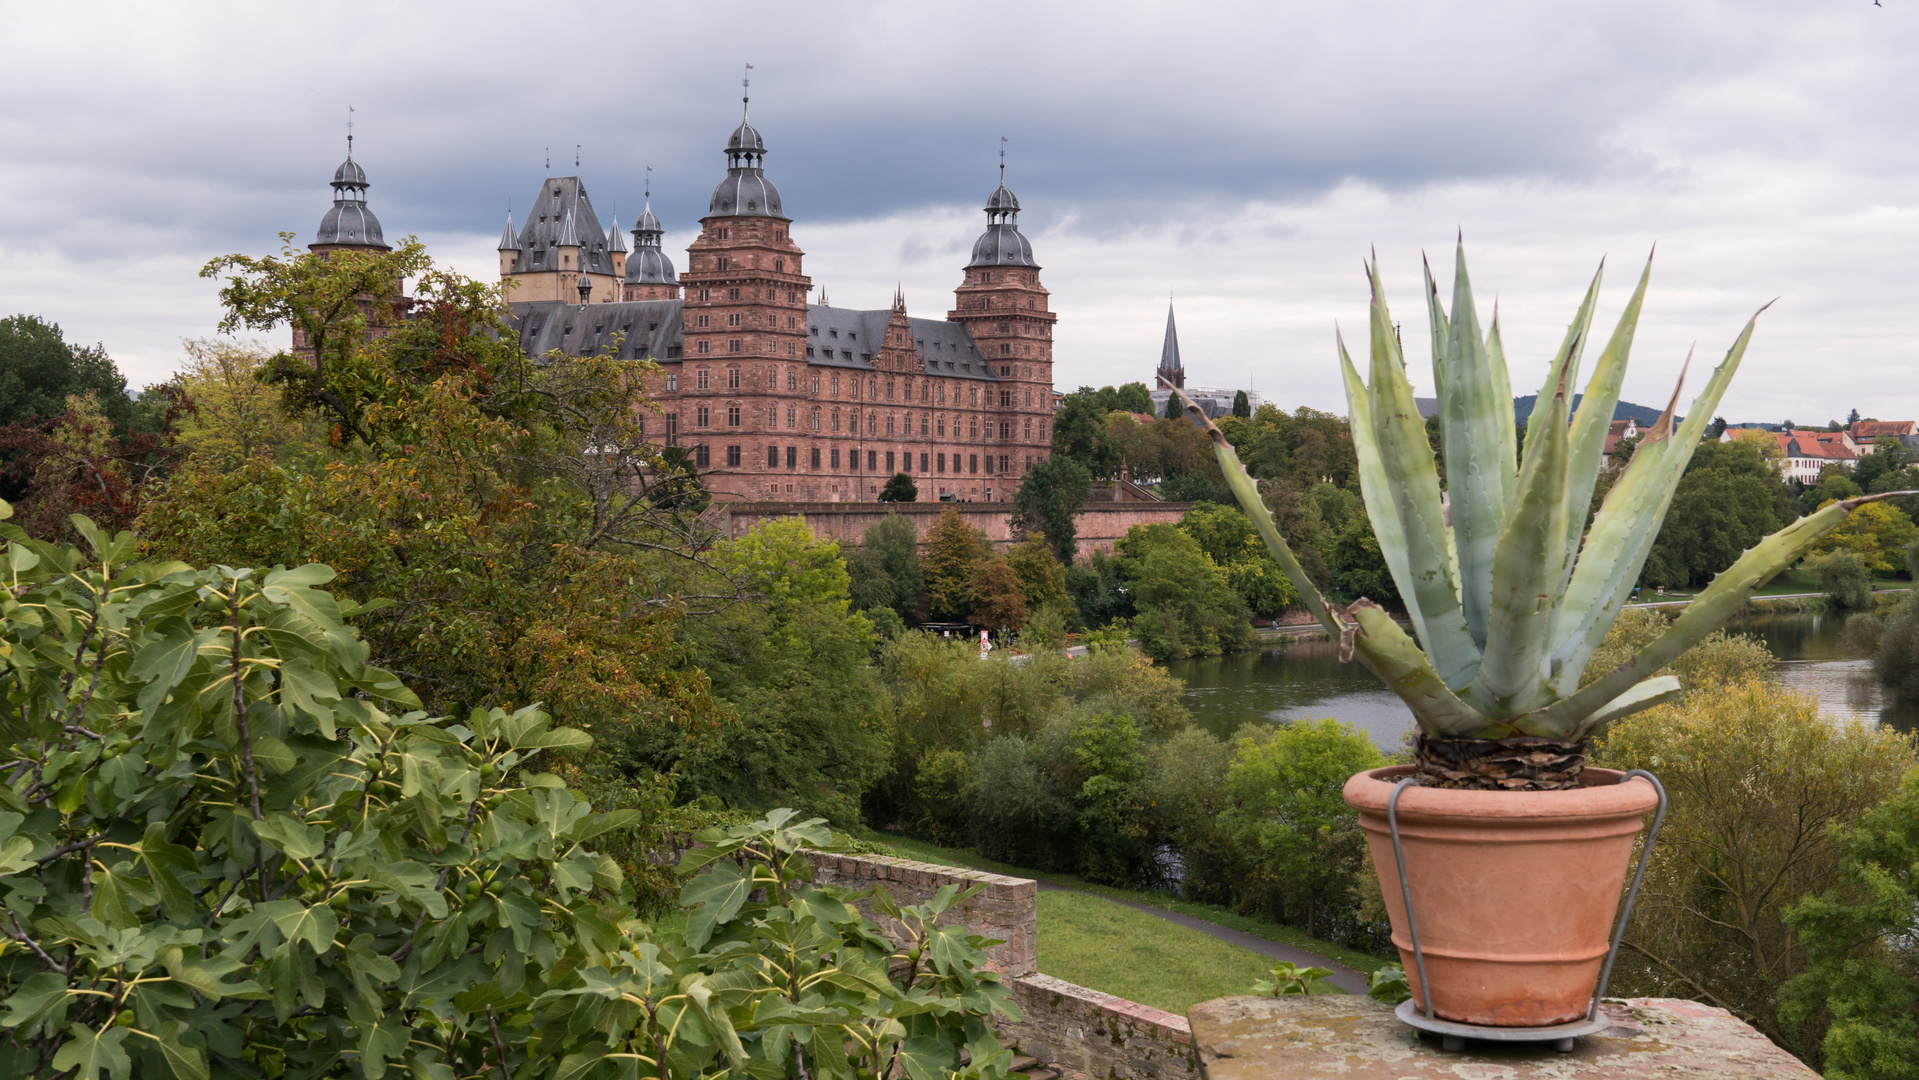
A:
[1161,611,1919,750]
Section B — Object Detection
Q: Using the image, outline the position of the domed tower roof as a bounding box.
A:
[625,196,677,285]
[708,98,785,218]
[312,149,390,251]
[966,180,1036,269]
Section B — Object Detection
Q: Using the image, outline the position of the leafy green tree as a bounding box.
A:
[922,508,989,620]
[1812,500,1919,575]
[1064,549,1133,629]
[1781,768,1919,1080]
[1598,680,1918,1061]
[1329,510,1398,602]
[845,512,923,620]
[1163,393,1181,420]
[879,471,917,501]
[1220,719,1385,940]
[1803,469,1864,514]
[1069,711,1147,884]
[0,314,137,429]
[1049,389,1118,477]
[1011,455,1092,563]
[1875,599,1919,700]
[1805,550,1875,610]
[1112,382,1155,415]
[1115,523,1252,659]
[1232,390,1251,418]
[1179,502,1298,617]
[683,518,893,823]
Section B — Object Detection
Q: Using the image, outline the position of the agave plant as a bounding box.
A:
[1182,245,1910,785]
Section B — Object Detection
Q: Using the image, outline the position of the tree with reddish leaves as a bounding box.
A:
[0,384,189,540]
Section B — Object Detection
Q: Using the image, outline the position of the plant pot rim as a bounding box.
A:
[1344,764,1659,821]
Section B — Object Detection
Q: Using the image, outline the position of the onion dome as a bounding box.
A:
[709,114,785,218]
[966,181,1035,269]
[312,154,389,251]
[624,197,678,285]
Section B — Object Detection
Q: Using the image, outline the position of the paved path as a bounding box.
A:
[1035,881,1370,995]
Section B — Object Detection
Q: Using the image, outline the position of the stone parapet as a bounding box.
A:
[803,852,1037,976]
[1005,973,1196,1080]
[1186,995,1814,1080]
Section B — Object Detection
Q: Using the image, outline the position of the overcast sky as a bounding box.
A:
[3,0,1915,424]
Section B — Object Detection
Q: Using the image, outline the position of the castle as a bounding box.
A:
[309,101,1059,504]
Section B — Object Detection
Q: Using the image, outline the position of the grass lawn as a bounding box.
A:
[1034,890,1276,1015]
[867,834,1391,978]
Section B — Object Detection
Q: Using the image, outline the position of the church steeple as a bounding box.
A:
[1157,302,1184,390]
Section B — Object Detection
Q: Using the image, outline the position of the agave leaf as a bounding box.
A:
[1525,266,1601,432]
[1344,600,1499,738]
[1434,244,1519,650]
[1422,255,1451,404]
[1562,675,1682,735]
[1473,361,1571,715]
[1547,308,1766,694]
[1356,263,1480,689]
[1555,255,1650,603]
[1541,491,1916,738]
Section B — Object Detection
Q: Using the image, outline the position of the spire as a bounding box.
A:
[1157,302,1184,389]
[607,217,627,253]
[556,209,581,248]
[497,212,516,251]
[892,284,906,314]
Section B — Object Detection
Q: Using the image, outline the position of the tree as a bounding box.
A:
[1065,549,1133,629]
[0,314,137,429]
[170,338,323,462]
[1597,680,1917,1061]
[922,507,989,619]
[1179,501,1299,617]
[1804,550,1874,610]
[1707,415,1728,440]
[845,511,923,619]
[1011,455,1092,562]
[1232,389,1251,418]
[1112,382,1155,415]
[1812,499,1919,574]
[1049,389,1118,477]
[1781,768,1919,1080]
[1221,720,1385,939]
[970,555,1029,632]
[1643,439,1794,587]
[1005,534,1069,611]
[1163,392,1181,420]
[1846,407,1862,427]
[880,471,917,501]
[0,388,187,541]
[1329,509,1398,601]
[1115,523,1252,659]
[683,518,893,823]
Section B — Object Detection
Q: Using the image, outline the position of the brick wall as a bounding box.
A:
[718,501,1192,554]
[803,852,1198,1080]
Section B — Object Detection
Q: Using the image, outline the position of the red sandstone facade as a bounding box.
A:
[503,109,1056,503]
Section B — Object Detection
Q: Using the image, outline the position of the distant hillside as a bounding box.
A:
[1511,393,1673,427]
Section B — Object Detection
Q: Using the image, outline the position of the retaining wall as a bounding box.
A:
[803,851,1197,1080]
[714,501,1192,554]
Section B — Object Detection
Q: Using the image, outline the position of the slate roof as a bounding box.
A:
[508,177,617,276]
[312,155,389,250]
[1158,303,1182,373]
[807,306,997,380]
[967,182,1038,268]
[513,300,683,362]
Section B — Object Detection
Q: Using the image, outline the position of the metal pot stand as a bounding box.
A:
[1385,770,1669,1054]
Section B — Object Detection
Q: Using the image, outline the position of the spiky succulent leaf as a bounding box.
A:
[1348,264,1480,689]
[1540,491,1914,738]
[1546,310,1758,695]
[1202,407,1345,636]
[1572,675,1683,734]
[1472,366,1571,715]
[1556,257,1651,601]
[1432,244,1518,650]
[1343,601,1501,738]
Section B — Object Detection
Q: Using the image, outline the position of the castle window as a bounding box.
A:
[728,313,740,327]
[969,454,979,474]
[1024,418,1033,439]
[786,407,796,428]
[717,228,729,240]
[728,404,740,426]
[787,343,796,355]
[810,326,818,336]
[868,450,878,471]
[532,252,545,266]
[832,375,841,397]
[728,340,741,353]
[697,368,710,389]
[811,447,821,468]
[829,329,839,339]
[969,387,978,406]
[651,322,660,331]
[747,201,756,211]
[831,448,840,469]
[699,289,710,301]
[1000,422,1010,439]
[697,404,710,426]
[788,370,798,390]
[886,451,895,471]
[811,375,820,393]
[667,344,682,358]
[775,258,784,271]
[938,416,946,437]
[861,353,871,362]
[727,368,740,389]
[969,417,978,438]
[1001,345,1012,355]
[695,444,710,467]
[697,340,710,354]
[1001,365,1010,376]
[849,332,858,341]
[920,453,929,472]
[920,414,929,436]
[767,445,779,468]
[867,412,877,435]
[886,414,895,435]
[726,445,741,467]
[810,407,821,431]
[937,453,946,473]
[999,322,1010,333]
[717,257,729,270]
[886,379,895,401]
[787,446,797,468]
[831,409,841,432]
[729,288,741,300]
[841,351,852,361]
[697,315,710,328]
[666,414,678,444]
[806,347,815,357]
[666,372,677,391]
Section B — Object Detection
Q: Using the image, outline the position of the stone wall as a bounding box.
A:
[803,852,1197,1080]
[716,500,1192,554]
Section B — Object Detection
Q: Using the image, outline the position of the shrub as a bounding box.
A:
[1806,549,1876,610]
[1219,719,1386,944]
[1021,600,1072,652]
[1781,768,1919,1080]
[968,734,1077,870]
[1116,523,1252,660]
[1596,679,1918,1061]
[1876,597,1919,701]
[1137,727,1236,901]
[913,748,976,846]
[880,471,918,501]
[1581,606,1775,693]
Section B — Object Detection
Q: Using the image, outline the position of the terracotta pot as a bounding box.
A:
[1343,765,1658,1027]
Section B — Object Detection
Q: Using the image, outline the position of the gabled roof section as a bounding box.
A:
[511,176,616,276]
[803,306,997,380]
[513,299,683,362]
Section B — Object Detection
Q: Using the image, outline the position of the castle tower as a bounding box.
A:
[500,176,620,304]
[607,217,627,281]
[678,96,812,498]
[310,143,390,253]
[1157,301,1184,390]
[621,194,680,301]
[948,176,1056,478]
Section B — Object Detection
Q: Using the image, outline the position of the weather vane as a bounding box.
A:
[645,164,653,200]
[346,106,354,158]
[999,136,1007,183]
[743,62,754,117]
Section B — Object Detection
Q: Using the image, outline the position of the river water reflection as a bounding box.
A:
[1161,611,1918,749]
